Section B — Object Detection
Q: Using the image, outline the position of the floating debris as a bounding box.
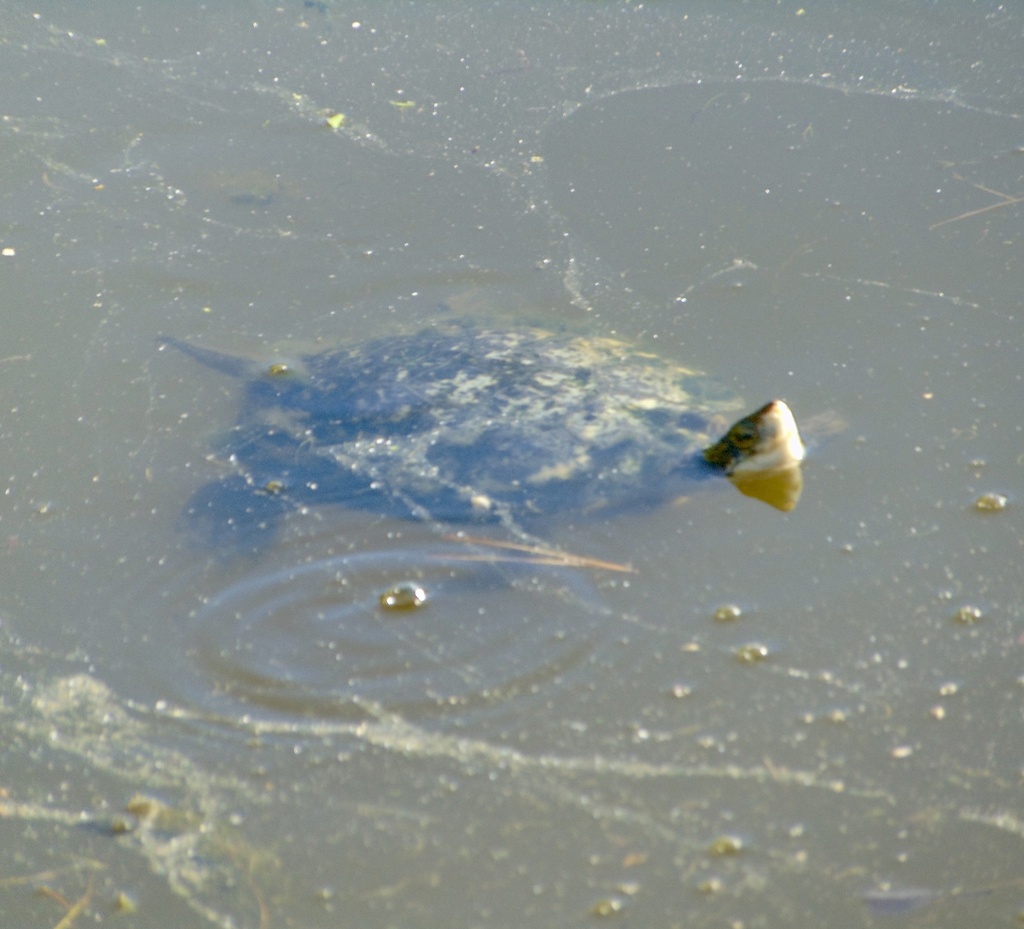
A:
[713,603,743,623]
[735,643,769,664]
[707,835,744,857]
[974,492,1008,512]
[589,896,624,917]
[379,582,428,611]
[953,605,984,625]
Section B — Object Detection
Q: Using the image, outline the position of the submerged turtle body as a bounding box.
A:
[161,322,803,535]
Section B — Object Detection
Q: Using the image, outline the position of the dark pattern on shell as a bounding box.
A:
[163,322,744,536]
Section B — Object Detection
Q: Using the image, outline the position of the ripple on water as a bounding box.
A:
[180,540,610,724]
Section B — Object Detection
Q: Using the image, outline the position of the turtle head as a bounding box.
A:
[703,400,805,476]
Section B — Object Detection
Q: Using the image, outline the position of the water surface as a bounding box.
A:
[1,3,1021,926]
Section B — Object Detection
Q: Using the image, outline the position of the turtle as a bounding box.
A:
[159,321,805,541]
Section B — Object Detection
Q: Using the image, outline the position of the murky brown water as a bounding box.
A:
[1,3,1021,926]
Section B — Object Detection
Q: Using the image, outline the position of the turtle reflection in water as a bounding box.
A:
[159,322,806,543]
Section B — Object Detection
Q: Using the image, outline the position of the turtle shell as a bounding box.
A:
[161,322,746,535]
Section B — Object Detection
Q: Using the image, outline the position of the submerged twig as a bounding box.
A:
[930,172,1024,230]
[48,878,93,929]
[440,534,635,573]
